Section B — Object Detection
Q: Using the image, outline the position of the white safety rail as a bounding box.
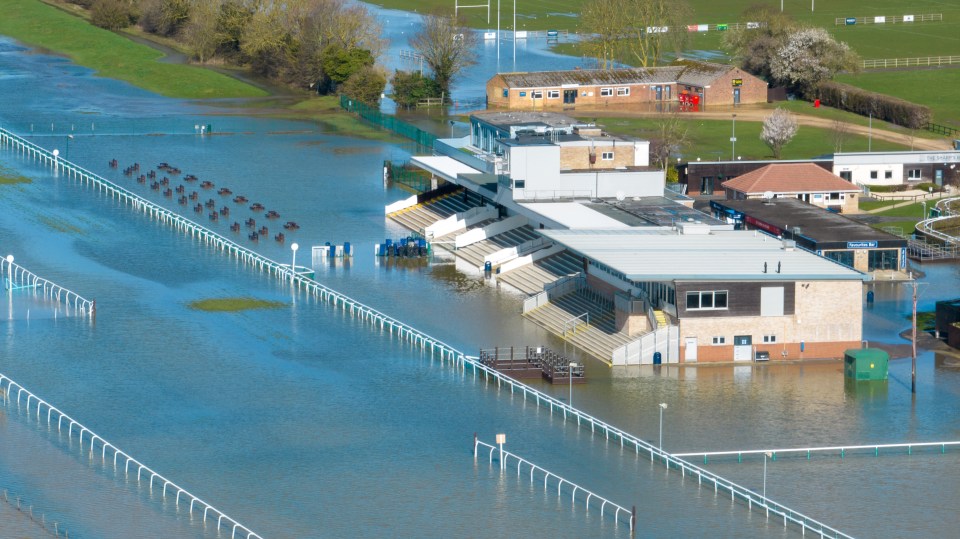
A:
[0,374,262,539]
[837,13,942,25]
[862,55,960,69]
[2,127,852,538]
[3,257,95,317]
[473,437,635,532]
[917,197,960,245]
[674,441,960,463]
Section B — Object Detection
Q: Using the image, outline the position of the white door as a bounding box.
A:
[684,337,698,362]
[733,335,753,361]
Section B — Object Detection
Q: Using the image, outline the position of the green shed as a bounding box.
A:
[844,348,889,381]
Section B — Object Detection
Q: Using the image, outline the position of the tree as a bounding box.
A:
[760,108,798,159]
[390,70,441,109]
[620,0,692,67]
[183,0,220,64]
[649,110,690,172]
[90,0,137,30]
[580,0,625,69]
[410,11,477,95]
[769,27,860,97]
[722,4,796,79]
[831,119,849,153]
[340,66,387,106]
[139,0,190,37]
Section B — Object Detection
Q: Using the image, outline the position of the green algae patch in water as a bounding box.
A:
[188,297,287,312]
[0,167,31,184]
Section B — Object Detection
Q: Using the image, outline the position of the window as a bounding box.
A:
[686,291,728,310]
[502,89,509,98]
[884,170,893,179]
[908,169,922,179]
[600,88,613,97]
[763,335,777,343]
[531,90,543,99]
[712,336,726,345]
[617,87,630,96]
[870,170,878,179]
[601,152,614,160]
[547,90,560,99]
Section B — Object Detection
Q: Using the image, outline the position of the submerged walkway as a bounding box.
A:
[1,126,854,538]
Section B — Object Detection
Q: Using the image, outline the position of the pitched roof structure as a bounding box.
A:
[721,163,859,194]
[495,61,735,89]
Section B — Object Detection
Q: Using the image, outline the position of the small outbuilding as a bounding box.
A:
[843,348,889,381]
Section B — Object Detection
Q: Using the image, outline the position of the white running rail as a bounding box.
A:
[3,256,95,316]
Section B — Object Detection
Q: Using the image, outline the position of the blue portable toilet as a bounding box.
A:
[653,352,662,365]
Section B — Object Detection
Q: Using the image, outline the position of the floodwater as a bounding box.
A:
[1,12,960,539]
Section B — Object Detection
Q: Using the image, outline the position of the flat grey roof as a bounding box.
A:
[471,111,586,130]
[589,198,726,227]
[538,229,867,282]
[711,198,906,247]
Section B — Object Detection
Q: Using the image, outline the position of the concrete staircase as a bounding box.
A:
[654,310,668,328]
[387,188,485,234]
[523,289,634,363]
[455,225,542,268]
[497,251,583,295]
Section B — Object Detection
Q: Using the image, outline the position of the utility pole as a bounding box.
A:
[911,280,918,393]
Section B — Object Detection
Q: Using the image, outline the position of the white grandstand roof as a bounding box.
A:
[519,202,632,229]
[539,229,867,282]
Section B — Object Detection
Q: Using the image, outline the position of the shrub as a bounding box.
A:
[340,66,387,107]
[390,70,441,109]
[90,0,137,30]
[817,81,931,129]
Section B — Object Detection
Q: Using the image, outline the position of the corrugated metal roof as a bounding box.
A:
[519,202,632,229]
[495,62,743,89]
[539,229,867,282]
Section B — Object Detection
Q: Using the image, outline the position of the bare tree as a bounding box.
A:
[580,0,625,69]
[649,110,690,171]
[831,119,849,153]
[761,108,798,159]
[620,0,692,67]
[410,11,477,95]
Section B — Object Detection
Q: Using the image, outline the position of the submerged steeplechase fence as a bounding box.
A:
[0,374,262,539]
[474,436,634,532]
[1,126,853,538]
[2,256,95,317]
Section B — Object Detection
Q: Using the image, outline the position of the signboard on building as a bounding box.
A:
[732,78,743,87]
[745,215,782,236]
[847,241,878,249]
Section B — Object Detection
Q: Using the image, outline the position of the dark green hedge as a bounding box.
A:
[817,81,931,129]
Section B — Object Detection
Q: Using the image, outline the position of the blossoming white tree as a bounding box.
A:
[761,108,799,159]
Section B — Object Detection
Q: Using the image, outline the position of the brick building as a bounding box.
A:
[721,163,861,213]
[486,60,768,110]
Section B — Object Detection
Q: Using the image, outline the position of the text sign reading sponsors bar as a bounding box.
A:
[745,215,782,236]
[847,241,878,249]
[732,78,743,87]
[903,15,915,22]
[845,17,857,25]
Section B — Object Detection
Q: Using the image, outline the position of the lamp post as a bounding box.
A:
[496,433,506,470]
[658,402,668,449]
[568,362,576,405]
[730,114,737,161]
[290,242,299,281]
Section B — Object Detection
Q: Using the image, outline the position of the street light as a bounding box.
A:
[731,114,737,161]
[290,242,299,281]
[658,402,668,449]
[496,433,506,470]
[568,362,576,405]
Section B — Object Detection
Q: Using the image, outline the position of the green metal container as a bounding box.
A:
[844,348,889,381]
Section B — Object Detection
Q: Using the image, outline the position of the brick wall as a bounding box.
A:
[559,144,635,170]
[703,66,768,107]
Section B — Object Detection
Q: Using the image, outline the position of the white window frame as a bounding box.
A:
[547,90,560,99]
[763,334,777,343]
[685,290,729,311]
[712,336,726,345]
[908,169,922,179]
[601,151,614,160]
[617,87,630,96]
[531,90,543,99]
[600,87,613,97]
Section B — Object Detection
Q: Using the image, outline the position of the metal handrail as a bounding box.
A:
[0,374,262,539]
[3,258,95,316]
[563,312,590,336]
[674,441,960,462]
[474,437,634,531]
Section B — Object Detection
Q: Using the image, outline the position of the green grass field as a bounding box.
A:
[0,0,265,99]
[589,116,909,161]
[188,297,287,312]
[835,69,960,129]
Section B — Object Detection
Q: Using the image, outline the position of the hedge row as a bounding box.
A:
[817,81,931,129]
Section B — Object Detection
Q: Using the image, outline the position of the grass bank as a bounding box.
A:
[834,69,960,129]
[0,0,265,99]
[188,297,287,312]
[590,116,909,161]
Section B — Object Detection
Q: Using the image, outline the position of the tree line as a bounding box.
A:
[67,0,476,109]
